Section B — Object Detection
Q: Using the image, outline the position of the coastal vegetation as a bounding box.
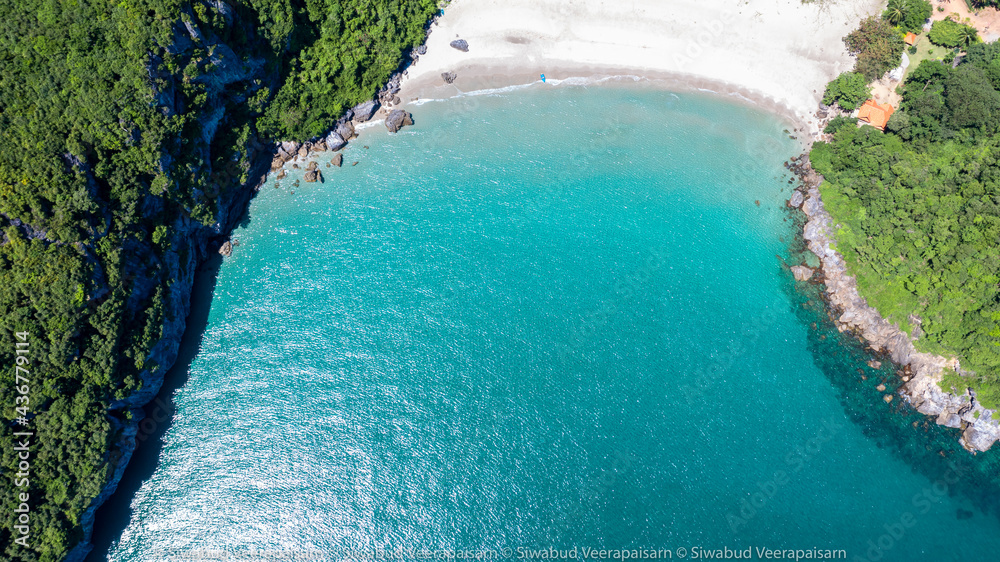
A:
[928,18,981,49]
[0,1,436,560]
[812,45,1000,409]
[883,0,932,34]
[822,72,872,110]
[845,16,906,80]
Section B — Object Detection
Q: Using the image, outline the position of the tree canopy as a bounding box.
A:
[845,16,906,81]
[813,54,1000,410]
[822,72,872,111]
[0,1,437,560]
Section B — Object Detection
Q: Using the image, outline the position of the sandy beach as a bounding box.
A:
[398,0,884,136]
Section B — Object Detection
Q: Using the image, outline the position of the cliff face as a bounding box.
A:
[795,179,1000,454]
[62,18,275,562]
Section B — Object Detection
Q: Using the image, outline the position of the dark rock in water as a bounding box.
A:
[307,161,318,172]
[352,100,379,122]
[442,71,457,84]
[304,170,319,183]
[332,153,343,167]
[352,161,359,166]
[450,39,469,52]
[416,44,427,55]
[291,163,300,169]
[385,109,413,133]
[218,241,233,257]
[276,170,286,180]
[336,120,355,141]
[326,131,347,151]
[957,508,974,520]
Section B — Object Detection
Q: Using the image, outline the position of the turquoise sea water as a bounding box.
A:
[105,85,1000,561]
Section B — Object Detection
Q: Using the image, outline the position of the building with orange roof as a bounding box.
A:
[904,32,918,46]
[857,99,895,131]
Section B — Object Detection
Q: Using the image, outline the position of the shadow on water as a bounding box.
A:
[781,207,1000,524]
[86,251,224,561]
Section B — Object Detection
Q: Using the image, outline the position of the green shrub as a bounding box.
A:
[928,18,980,49]
[822,72,872,110]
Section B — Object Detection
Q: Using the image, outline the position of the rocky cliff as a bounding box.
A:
[793,171,1000,454]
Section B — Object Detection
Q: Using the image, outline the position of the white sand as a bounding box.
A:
[397,0,884,135]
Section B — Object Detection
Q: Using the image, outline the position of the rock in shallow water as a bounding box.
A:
[788,190,804,208]
[790,265,814,281]
[385,109,414,133]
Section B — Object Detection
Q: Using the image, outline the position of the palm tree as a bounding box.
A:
[958,25,979,48]
[885,0,906,26]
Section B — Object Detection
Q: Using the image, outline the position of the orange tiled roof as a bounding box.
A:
[904,32,918,46]
[857,99,895,130]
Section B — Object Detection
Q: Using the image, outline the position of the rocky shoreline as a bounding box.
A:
[786,155,1000,454]
[64,13,433,561]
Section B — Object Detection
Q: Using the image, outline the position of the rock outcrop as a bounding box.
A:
[385,109,413,133]
[352,100,379,122]
[325,131,347,151]
[442,71,457,84]
[790,265,814,281]
[332,153,343,167]
[800,183,1000,452]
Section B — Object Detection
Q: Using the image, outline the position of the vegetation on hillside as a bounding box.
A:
[812,43,1000,409]
[0,1,436,560]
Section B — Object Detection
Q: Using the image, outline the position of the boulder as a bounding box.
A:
[352,100,380,122]
[332,153,343,167]
[937,412,963,429]
[788,190,804,208]
[312,141,328,152]
[392,96,402,106]
[307,161,318,172]
[450,39,469,52]
[219,241,233,257]
[883,394,894,403]
[868,360,882,369]
[304,170,320,183]
[297,145,309,159]
[385,109,413,133]
[416,44,428,55]
[270,157,284,171]
[276,170,286,180]
[442,71,457,84]
[336,120,355,140]
[326,131,347,151]
[278,141,300,161]
[790,265,814,281]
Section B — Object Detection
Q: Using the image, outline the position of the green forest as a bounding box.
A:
[812,39,1000,409]
[0,1,436,560]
